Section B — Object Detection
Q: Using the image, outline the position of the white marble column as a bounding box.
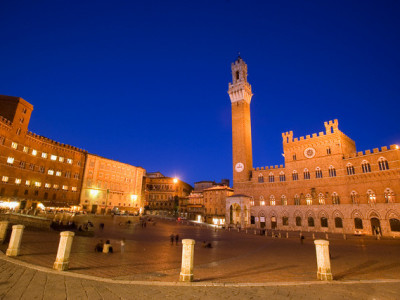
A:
[53,231,75,271]
[0,221,9,243]
[6,225,25,256]
[314,239,333,280]
[179,239,195,282]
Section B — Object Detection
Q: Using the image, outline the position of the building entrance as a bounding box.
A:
[370,218,381,235]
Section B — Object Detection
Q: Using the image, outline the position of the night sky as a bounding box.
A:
[1,1,399,186]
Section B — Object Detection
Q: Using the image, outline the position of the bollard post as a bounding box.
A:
[286,232,289,238]
[343,234,346,240]
[0,221,9,243]
[314,240,333,280]
[6,225,25,256]
[254,230,257,235]
[312,233,315,239]
[325,233,329,240]
[179,239,195,282]
[53,231,75,271]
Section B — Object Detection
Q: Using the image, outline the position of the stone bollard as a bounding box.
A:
[325,233,329,240]
[286,232,289,238]
[237,228,240,232]
[254,230,257,235]
[343,234,347,240]
[246,229,248,234]
[278,233,281,238]
[0,221,9,243]
[6,225,25,256]
[53,231,75,271]
[312,233,315,239]
[179,239,195,282]
[314,240,333,281]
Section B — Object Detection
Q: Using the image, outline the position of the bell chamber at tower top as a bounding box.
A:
[228,56,253,105]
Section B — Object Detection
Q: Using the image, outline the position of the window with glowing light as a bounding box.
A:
[32,149,37,156]
[2,176,9,183]
[56,171,61,176]
[51,155,57,161]
[11,142,18,149]
[15,178,21,184]
[35,182,41,187]
[41,152,47,159]
[25,180,30,186]
[23,146,28,153]
[7,157,14,164]
[48,169,54,175]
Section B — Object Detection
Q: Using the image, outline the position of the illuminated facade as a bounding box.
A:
[80,154,145,214]
[145,172,192,214]
[227,57,400,236]
[0,95,86,210]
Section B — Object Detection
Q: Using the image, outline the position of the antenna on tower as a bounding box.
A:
[237,51,241,60]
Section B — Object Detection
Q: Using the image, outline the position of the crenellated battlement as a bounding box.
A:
[283,120,344,144]
[0,115,12,127]
[26,131,87,153]
[342,145,399,159]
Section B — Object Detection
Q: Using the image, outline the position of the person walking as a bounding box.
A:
[120,238,126,254]
[170,234,175,245]
[175,234,179,245]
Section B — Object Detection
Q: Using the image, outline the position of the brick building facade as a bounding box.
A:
[80,154,145,214]
[226,57,400,236]
[0,95,86,210]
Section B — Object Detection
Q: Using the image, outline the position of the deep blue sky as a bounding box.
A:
[1,1,399,186]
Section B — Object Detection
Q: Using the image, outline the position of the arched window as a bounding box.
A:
[367,190,376,204]
[306,194,312,205]
[329,165,336,177]
[321,217,328,228]
[294,194,300,205]
[351,191,358,204]
[384,188,395,203]
[335,217,343,228]
[318,193,325,205]
[292,170,298,181]
[378,157,389,171]
[281,195,287,206]
[259,196,265,206]
[332,192,340,205]
[308,217,315,227]
[346,163,355,175]
[326,147,331,155]
[389,219,400,232]
[296,216,302,226]
[315,167,323,178]
[258,173,264,183]
[282,216,289,226]
[270,195,276,206]
[303,168,310,180]
[354,218,363,229]
[362,160,371,173]
[268,172,275,183]
[279,171,286,182]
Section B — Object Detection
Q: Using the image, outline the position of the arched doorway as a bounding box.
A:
[271,216,277,229]
[370,218,381,235]
[230,203,241,225]
[259,212,266,228]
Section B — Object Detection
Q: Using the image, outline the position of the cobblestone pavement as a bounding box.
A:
[1,216,400,298]
[1,257,400,299]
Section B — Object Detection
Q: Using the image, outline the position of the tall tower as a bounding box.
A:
[228,56,253,186]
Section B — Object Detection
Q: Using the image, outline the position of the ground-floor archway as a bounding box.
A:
[370,217,381,235]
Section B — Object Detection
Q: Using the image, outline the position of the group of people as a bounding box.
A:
[94,238,126,253]
[170,233,180,245]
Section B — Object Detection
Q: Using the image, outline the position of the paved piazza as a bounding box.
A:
[1,216,400,299]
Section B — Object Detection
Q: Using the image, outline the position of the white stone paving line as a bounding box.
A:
[1,251,400,287]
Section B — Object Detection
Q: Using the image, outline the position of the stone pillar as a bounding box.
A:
[0,221,9,243]
[6,225,25,256]
[314,240,333,280]
[53,231,75,271]
[179,239,195,282]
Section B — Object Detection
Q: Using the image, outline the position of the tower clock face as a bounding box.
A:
[235,162,244,172]
[304,147,316,158]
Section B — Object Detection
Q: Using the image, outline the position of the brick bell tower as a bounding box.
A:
[228,56,253,186]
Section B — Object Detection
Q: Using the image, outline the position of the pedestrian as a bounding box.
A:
[95,240,103,252]
[170,234,175,245]
[120,238,126,254]
[300,234,304,244]
[175,234,179,245]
